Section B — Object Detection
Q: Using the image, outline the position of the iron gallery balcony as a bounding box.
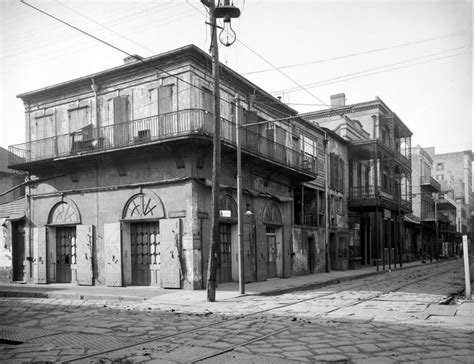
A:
[8,108,317,177]
[349,185,411,212]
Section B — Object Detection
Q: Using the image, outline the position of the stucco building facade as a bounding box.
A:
[9,45,327,289]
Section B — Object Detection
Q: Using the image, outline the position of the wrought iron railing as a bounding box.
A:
[8,108,317,175]
[350,185,376,199]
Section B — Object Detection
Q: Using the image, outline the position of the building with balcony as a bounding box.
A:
[8,45,324,289]
[304,93,412,270]
[410,145,455,261]
[425,147,473,242]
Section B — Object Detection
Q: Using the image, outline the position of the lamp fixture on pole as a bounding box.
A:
[214,0,241,46]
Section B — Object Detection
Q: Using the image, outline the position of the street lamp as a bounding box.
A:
[214,0,241,47]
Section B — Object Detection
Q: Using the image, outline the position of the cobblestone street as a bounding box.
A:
[0,260,472,363]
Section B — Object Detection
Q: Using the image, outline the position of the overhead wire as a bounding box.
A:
[18,0,236,108]
[184,0,330,108]
[18,0,316,137]
[270,45,471,94]
[243,32,463,76]
[2,2,191,61]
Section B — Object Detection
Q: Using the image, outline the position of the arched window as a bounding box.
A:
[219,194,237,221]
[48,201,80,225]
[263,202,282,226]
[123,193,164,220]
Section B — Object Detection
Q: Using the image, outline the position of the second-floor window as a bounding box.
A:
[330,153,345,192]
[150,85,173,115]
[68,107,89,133]
[32,114,54,141]
[436,162,444,171]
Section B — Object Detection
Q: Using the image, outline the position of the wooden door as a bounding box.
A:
[266,227,277,278]
[12,222,25,282]
[56,227,76,283]
[130,222,159,286]
[218,223,232,283]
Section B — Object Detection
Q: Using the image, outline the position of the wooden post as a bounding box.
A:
[463,235,471,300]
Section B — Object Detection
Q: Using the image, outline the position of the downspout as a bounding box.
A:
[91,78,100,284]
[91,78,100,130]
[324,132,330,272]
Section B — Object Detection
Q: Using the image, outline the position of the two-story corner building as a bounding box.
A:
[0,147,26,283]
[304,93,413,270]
[425,147,473,242]
[8,45,323,289]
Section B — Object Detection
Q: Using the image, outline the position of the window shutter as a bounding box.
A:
[33,227,47,284]
[158,86,173,114]
[75,225,94,286]
[104,222,122,287]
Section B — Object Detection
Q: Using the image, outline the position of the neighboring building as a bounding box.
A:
[304,93,413,269]
[325,129,350,270]
[8,45,326,288]
[425,148,473,241]
[410,145,457,260]
[0,147,26,283]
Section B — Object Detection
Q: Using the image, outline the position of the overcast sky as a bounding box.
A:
[1,0,472,154]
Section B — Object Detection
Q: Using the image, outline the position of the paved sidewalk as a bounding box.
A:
[0,259,456,304]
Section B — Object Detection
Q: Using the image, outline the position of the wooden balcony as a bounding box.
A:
[420,176,441,192]
[8,108,317,177]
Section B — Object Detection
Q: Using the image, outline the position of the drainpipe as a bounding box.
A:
[91,79,100,130]
[324,132,330,272]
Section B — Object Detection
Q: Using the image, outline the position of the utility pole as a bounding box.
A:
[235,94,245,294]
[203,0,222,302]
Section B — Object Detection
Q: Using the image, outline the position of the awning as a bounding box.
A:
[0,197,26,221]
[404,214,421,225]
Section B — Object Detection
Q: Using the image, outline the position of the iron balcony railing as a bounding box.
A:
[350,185,411,209]
[8,108,317,176]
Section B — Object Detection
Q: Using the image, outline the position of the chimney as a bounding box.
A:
[123,54,143,64]
[330,93,346,107]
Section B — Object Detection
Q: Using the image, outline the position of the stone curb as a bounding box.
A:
[0,260,450,302]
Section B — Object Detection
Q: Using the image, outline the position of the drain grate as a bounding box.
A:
[0,338,24,345]
[0,325,59,343]
[30,332,139,351]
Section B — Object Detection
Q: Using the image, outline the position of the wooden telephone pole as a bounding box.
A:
[202,0,222,302]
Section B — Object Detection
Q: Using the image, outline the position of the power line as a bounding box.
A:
[236,40,330,107]
[18,0,236,108]
[271,45,471,95]
[18,0,312,136]
[52,0,157,56]
[185,0,330,108]
[243,32,463,76]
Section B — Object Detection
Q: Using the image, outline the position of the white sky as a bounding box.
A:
[1,0,472,154]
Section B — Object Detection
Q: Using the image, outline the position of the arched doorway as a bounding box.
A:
[218,194,237,283]
[47,200,85,284]
[118,192,181,287]
[263,202,283,278]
